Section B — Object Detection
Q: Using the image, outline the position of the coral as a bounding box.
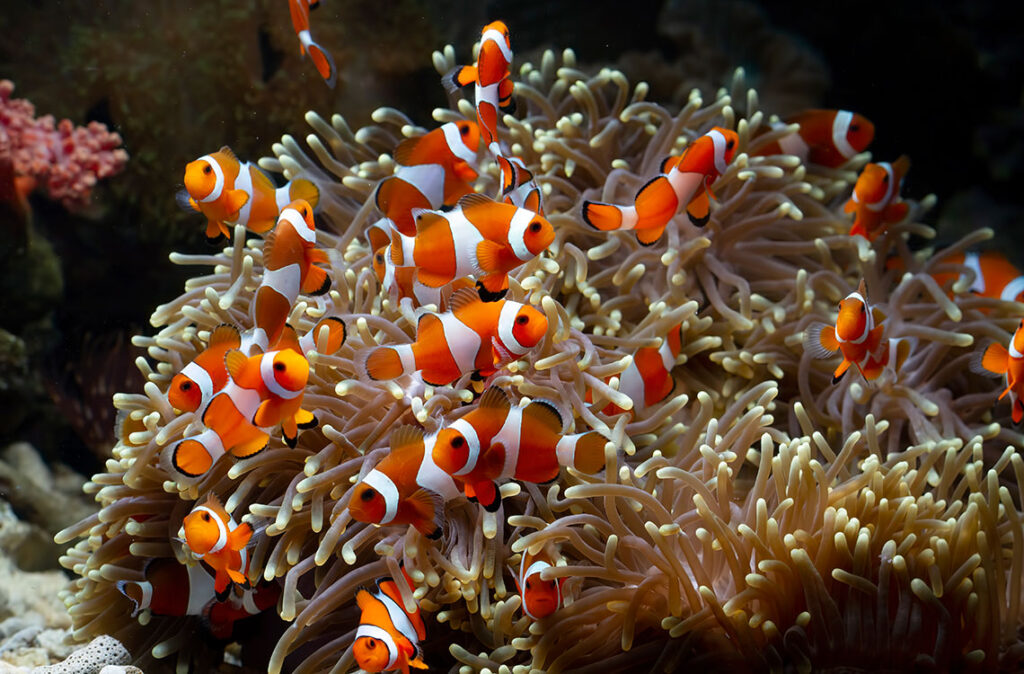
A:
[33,635,132,674]
[55,25,1024,674]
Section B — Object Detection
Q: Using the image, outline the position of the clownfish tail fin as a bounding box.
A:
[288,178,320,210]
[361,346,408,381]
[971,341,1009,377]
[581,200,624,231]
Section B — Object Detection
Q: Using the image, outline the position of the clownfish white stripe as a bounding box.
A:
[442,122,478,166]
[1002,277,1024,302]
[234,164,254,226]
[354,623,398,670]
[962,252,986,294]
[395,344,416,375]
[193,506,229,554]
[479,29,513,64]
[278,208,316,243]
[658,338,677,372]
[438,311,484,374]
[507,207,534,261]
[862,162,896,212]
[179,361,214,406]
[555,434,581,468]
[260,353,303,400]
[616,363,645,411]
[378,589,421,647]
[832,110,856,160]
[496,302,527,354]
[198,155,226,203]
[495,406,524,479]
[709,129,730,176]
[449,418,481,476]
[224,384,262,418]
[396,164,446,207]
[185,563,216,615]
[415,433,462,501]
[1011,339,1024,360]
[240,589,260,614]
[362,469,400,524]
[773,120,809,158]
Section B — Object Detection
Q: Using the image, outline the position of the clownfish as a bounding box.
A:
[375,121,481,236]
[360,288,548,387]
[296,315,348,355]
[170,348,312,477]
[180,147,320,243]
[352,568,428,674]
[180,494,254,598]
[442,21,514,153]
[595,324,683,417]
[972,319,1024,423]
[432,387,607,510]
[804,280,912,383]
[931,250,1024,303]
[582,127,739,245]
[496,154,543,214]
[755,109,875,168]
[371,244,474,311]
[348,425,461,538]
[251,200,331,351]
[513,548,566,620]
[388,193,554,298]
[846,156,911,241]
[167,324,241,414]
[288,0,336,87]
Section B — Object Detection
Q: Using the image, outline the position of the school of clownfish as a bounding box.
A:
[107,16,1024,673]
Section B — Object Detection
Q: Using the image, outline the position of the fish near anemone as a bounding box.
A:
[514,548,566,620]
[846,155,911,241]
[287,0,337,87]
[804,280,912,383]
[432,387,607,510]
[930,250,1024,304]
[360,287,548,387]
[972,319,1024,423]
[348,425,461,539]
[581,127,739,245]
[755,109,874,168]
[179,146,320,243]
[595,323,683,418]
[167,324,240,414]
[180,494,253,598]
[442,20,514,153]
[352,569,428,674]
[372,244,474,312]
[496,154,543,214]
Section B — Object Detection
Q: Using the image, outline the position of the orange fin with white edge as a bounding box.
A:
[686,188,711,227]
[973,342,1009,377]
[581,201,624,231]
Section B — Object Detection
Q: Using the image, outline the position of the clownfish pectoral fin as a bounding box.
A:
[831,359,852,384]
[176,188,200,213]
[224,349,249,383]
[205,219,228,245]
[252,398,285,430]
[843,198,857,214]
[581,200,625,231]
[230,521,254,551]
[972,342,1009,377]
[300,263,331,295]
[407,488,444,539]
[224,189,250,219]
[226,567,248,587]
[635,225,666,246]
[228,432,269,459]
[803,323,840,359]
[442,65,476,93]
[474,481,501,512]
[686,189,711,228]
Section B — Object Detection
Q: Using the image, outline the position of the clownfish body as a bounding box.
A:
[931,250,1024,304]
[348,426,460,538]
[180,147,319,243]
[432,387,607,510]
[288,0,336,87]
[167,324,241,413]
[496,154,543,214]
[598,324,683,417]
[250,200,331,351]
[442,21,514,153]
[972,319,1024,424]
[180,494,254,598]
[582,127,739,245]
[756,109,875,168]
[514,549,566,620]
[352,570,427,674]
[845,155,911,241]
[804,280,912,383]
[375,121,481,236]
[388,193,554,297]
[371,243,474,311]
[296,315,348,356]
[360,288,548,386]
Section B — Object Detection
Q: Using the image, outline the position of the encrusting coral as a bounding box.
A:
[56,22,1024,674]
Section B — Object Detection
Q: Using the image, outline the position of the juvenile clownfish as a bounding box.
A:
[596,324,683,417]
[167,324,241,414]
[181,494,254,598]
[375,121,481,236]
[442,20,514,154]
[582,127,739,245]
[179,146,320,243]
[803,280,912,383]
[371,244,474,312]
[755,109,874,168]
[360,288,548,387]
[846,156,911,241]
[931,250,1024,303]
[250,200,332,351]
[288,0,337,87]
[388,193,554,298]
[513,548,566,620]
[352,569,428,674]
[495,154,543,214]
[972,319,1024,423]
[348,426,461,538]
[170,348,312,477]
[432,387,606,510]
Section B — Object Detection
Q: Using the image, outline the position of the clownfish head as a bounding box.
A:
[844,112,875,155]
[183,156,223,203]
[522,572,562,620]
[510,305,548,350]
[266,349,310,395]
[372,247,388,283]
[282,199,316,236]
[835,287,870,344]
[182,506,226,556]
[852,162,894,206]
[432,428,471,476]
[167,373,202,413]
[349,482,388,525]
[454,120,481,155]
[522,215,555,256]
[352,634,394,672]
[1012,319,1024,357]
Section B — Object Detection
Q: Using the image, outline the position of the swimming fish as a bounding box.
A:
[361,288,548,386]
[845,156,911,241]
[167,324,241,414]
[388,193,554,297]
[372,244,474,311]
[803,280,912,383]
[348,425,461,538]
[755,109,875,168]
[375,121,481,236]
[581,127,739,244]
[496,154,542,214]
[442,21,514,153]
[352,569,427,673]
[288,0,337,87]
[251,200,331,350]
[432,387,607,510]
[181,493,254,598]
[513,548,566,620]
[931,250,1024,303]
[597,324,683,417]
[972,319,1024,423]
[296,315,348,355]
[180,146,320,243]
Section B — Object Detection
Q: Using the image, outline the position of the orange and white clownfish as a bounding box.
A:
[931,250,1024,303]
[250,200,331,351]
[442,21,514,153]
[972,319,1024,423]
[496,154,543,214]
[180,494,254,598]
[296,315,348,355]
[180,147,320,243]
[170,348,312,477]
[352,568,428,673]
[288,0,336,87]
[371,243,474,311]
[348,426,461,539]
[375,121,481,236]
[167,324,241,414]
[755,109,874,168]
[432,387,606,510]
[803,280,912,383]
[596,323,683,417]
[513,548,566,620]
[360,288,548,387]
[387,193,554,298]
[582,127,739,245]
[846,156,911,241]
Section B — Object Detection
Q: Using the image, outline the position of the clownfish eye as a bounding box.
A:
[366,638,376,649]
[460,124,469,136]
[450,436,464,449]
[850,123,860,132]
[274,361,286,372]
[201,512,211,522]
[882,174,889,184]
[516,315,529,325]
[860,304,866,313]
[726,139,735,149]
[529,221,542,233]
[525,580,532,590]
[360,487,377,501]
[300,207,308,217]
[203,165,212,175]
[375,253,384,263]
[180,381,192,391]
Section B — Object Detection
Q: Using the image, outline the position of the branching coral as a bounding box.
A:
[56,24,1024,674]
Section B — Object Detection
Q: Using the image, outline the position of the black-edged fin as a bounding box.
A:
[475,280,508,303]
[408,488,445,538]
[803,323,838,360]
[478,386,512,413]
[522,399,564,433]
[390,424,425,453]
[176,187,199,213]
[457,192,495,211]
[218,146,238,161]
[448,286,482,313]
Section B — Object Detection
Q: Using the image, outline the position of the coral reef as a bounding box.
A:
[55,25,1024,674]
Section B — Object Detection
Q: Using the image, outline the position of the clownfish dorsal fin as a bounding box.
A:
[218,146,238,163]
[201,491,225,515]
[457,192,495,214]
[390,424,425,453]
[856,278,867,299]
[355,587,375,611]
[522,399,563,434]
[478,386,512,414]
[871,306,886,326]
[392,135,421,166]
[448,287,482,313]
[209,324,241,349]
[224,349,248,382]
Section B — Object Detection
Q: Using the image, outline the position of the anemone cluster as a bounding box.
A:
[56,29,1024,674]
